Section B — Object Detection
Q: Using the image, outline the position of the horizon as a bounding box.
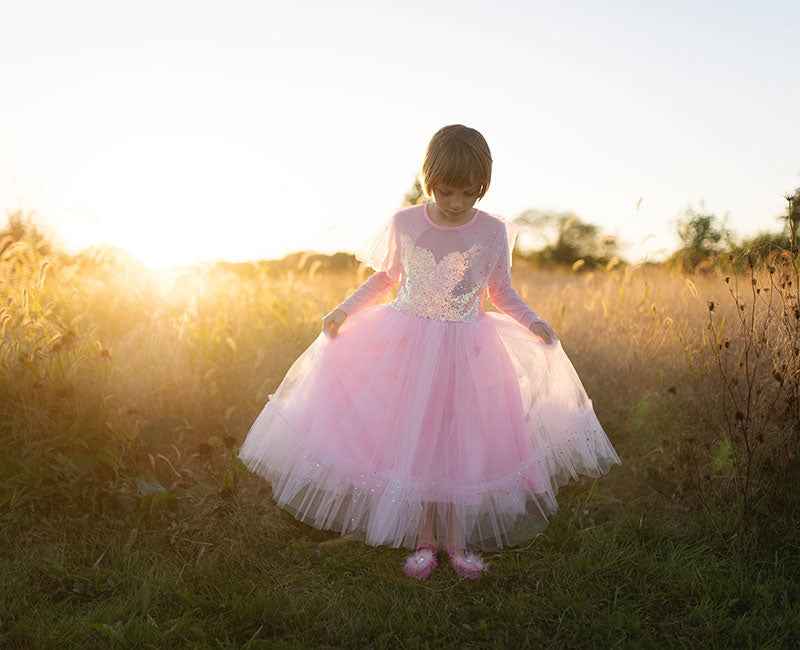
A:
[7,198,791,272]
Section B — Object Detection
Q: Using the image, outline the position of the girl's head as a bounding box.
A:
[421,125,493,200]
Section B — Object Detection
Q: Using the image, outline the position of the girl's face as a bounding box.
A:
[431,183,481,224]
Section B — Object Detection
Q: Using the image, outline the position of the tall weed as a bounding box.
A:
[683,195,800,537]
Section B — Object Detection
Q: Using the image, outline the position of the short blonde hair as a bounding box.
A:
[421,125,493,199]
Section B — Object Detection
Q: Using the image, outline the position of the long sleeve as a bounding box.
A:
[486,229,548,329]
[338,210,402,316]
[335,271,399,316]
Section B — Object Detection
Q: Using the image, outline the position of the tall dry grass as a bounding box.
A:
[1,204,798,532]
[3,216,793,532]
[2,214,800,646]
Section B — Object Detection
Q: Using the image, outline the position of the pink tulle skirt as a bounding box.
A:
[239,305,620,550]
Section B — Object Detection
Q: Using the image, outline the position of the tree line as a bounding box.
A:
[3,183,798,274]
[512,188,799,272]
[404,176,800,272]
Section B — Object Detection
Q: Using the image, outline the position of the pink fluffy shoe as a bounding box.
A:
[403,543,438,580]
[448,547,489,579]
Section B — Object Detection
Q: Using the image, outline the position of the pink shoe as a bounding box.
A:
[448,547,489,579]
[403,543,438,580]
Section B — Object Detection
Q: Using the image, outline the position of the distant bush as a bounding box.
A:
[671,188,800,272]
[668,203,734,272]
[215,250,360,280]
[728,231,791,265]
[513,209,621,269]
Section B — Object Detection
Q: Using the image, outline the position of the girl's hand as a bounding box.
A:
[529,321,557,344]
[322,309,347,339]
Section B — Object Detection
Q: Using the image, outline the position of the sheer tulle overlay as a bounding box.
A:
[239,205,620,550]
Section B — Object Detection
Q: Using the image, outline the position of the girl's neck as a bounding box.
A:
[426,203,478,229]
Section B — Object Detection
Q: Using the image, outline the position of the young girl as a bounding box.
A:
[239,125,620,580]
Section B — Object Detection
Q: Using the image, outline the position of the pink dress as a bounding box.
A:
[239,203,620,550]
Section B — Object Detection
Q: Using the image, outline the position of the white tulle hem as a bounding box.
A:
[239,401,619,550]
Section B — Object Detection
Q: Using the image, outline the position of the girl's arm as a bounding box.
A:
[486,270,545,329]
[486,230,556,341]
[324,211,402,338]
[322,271,399,338]
[335,271,399,316]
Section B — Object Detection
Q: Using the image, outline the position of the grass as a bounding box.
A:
[1,230,799,648]
[3,481,798,648]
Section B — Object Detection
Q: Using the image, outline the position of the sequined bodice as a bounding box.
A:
[391,233,487,322]
[338,203,541,330]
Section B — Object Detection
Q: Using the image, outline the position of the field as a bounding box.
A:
[1,230,799,648]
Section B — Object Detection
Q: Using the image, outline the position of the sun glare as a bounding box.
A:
[65,130,296,269]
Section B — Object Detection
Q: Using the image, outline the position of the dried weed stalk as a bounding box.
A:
[694,194,799,531]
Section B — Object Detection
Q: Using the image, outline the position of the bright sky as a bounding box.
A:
[2,0,799,267]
